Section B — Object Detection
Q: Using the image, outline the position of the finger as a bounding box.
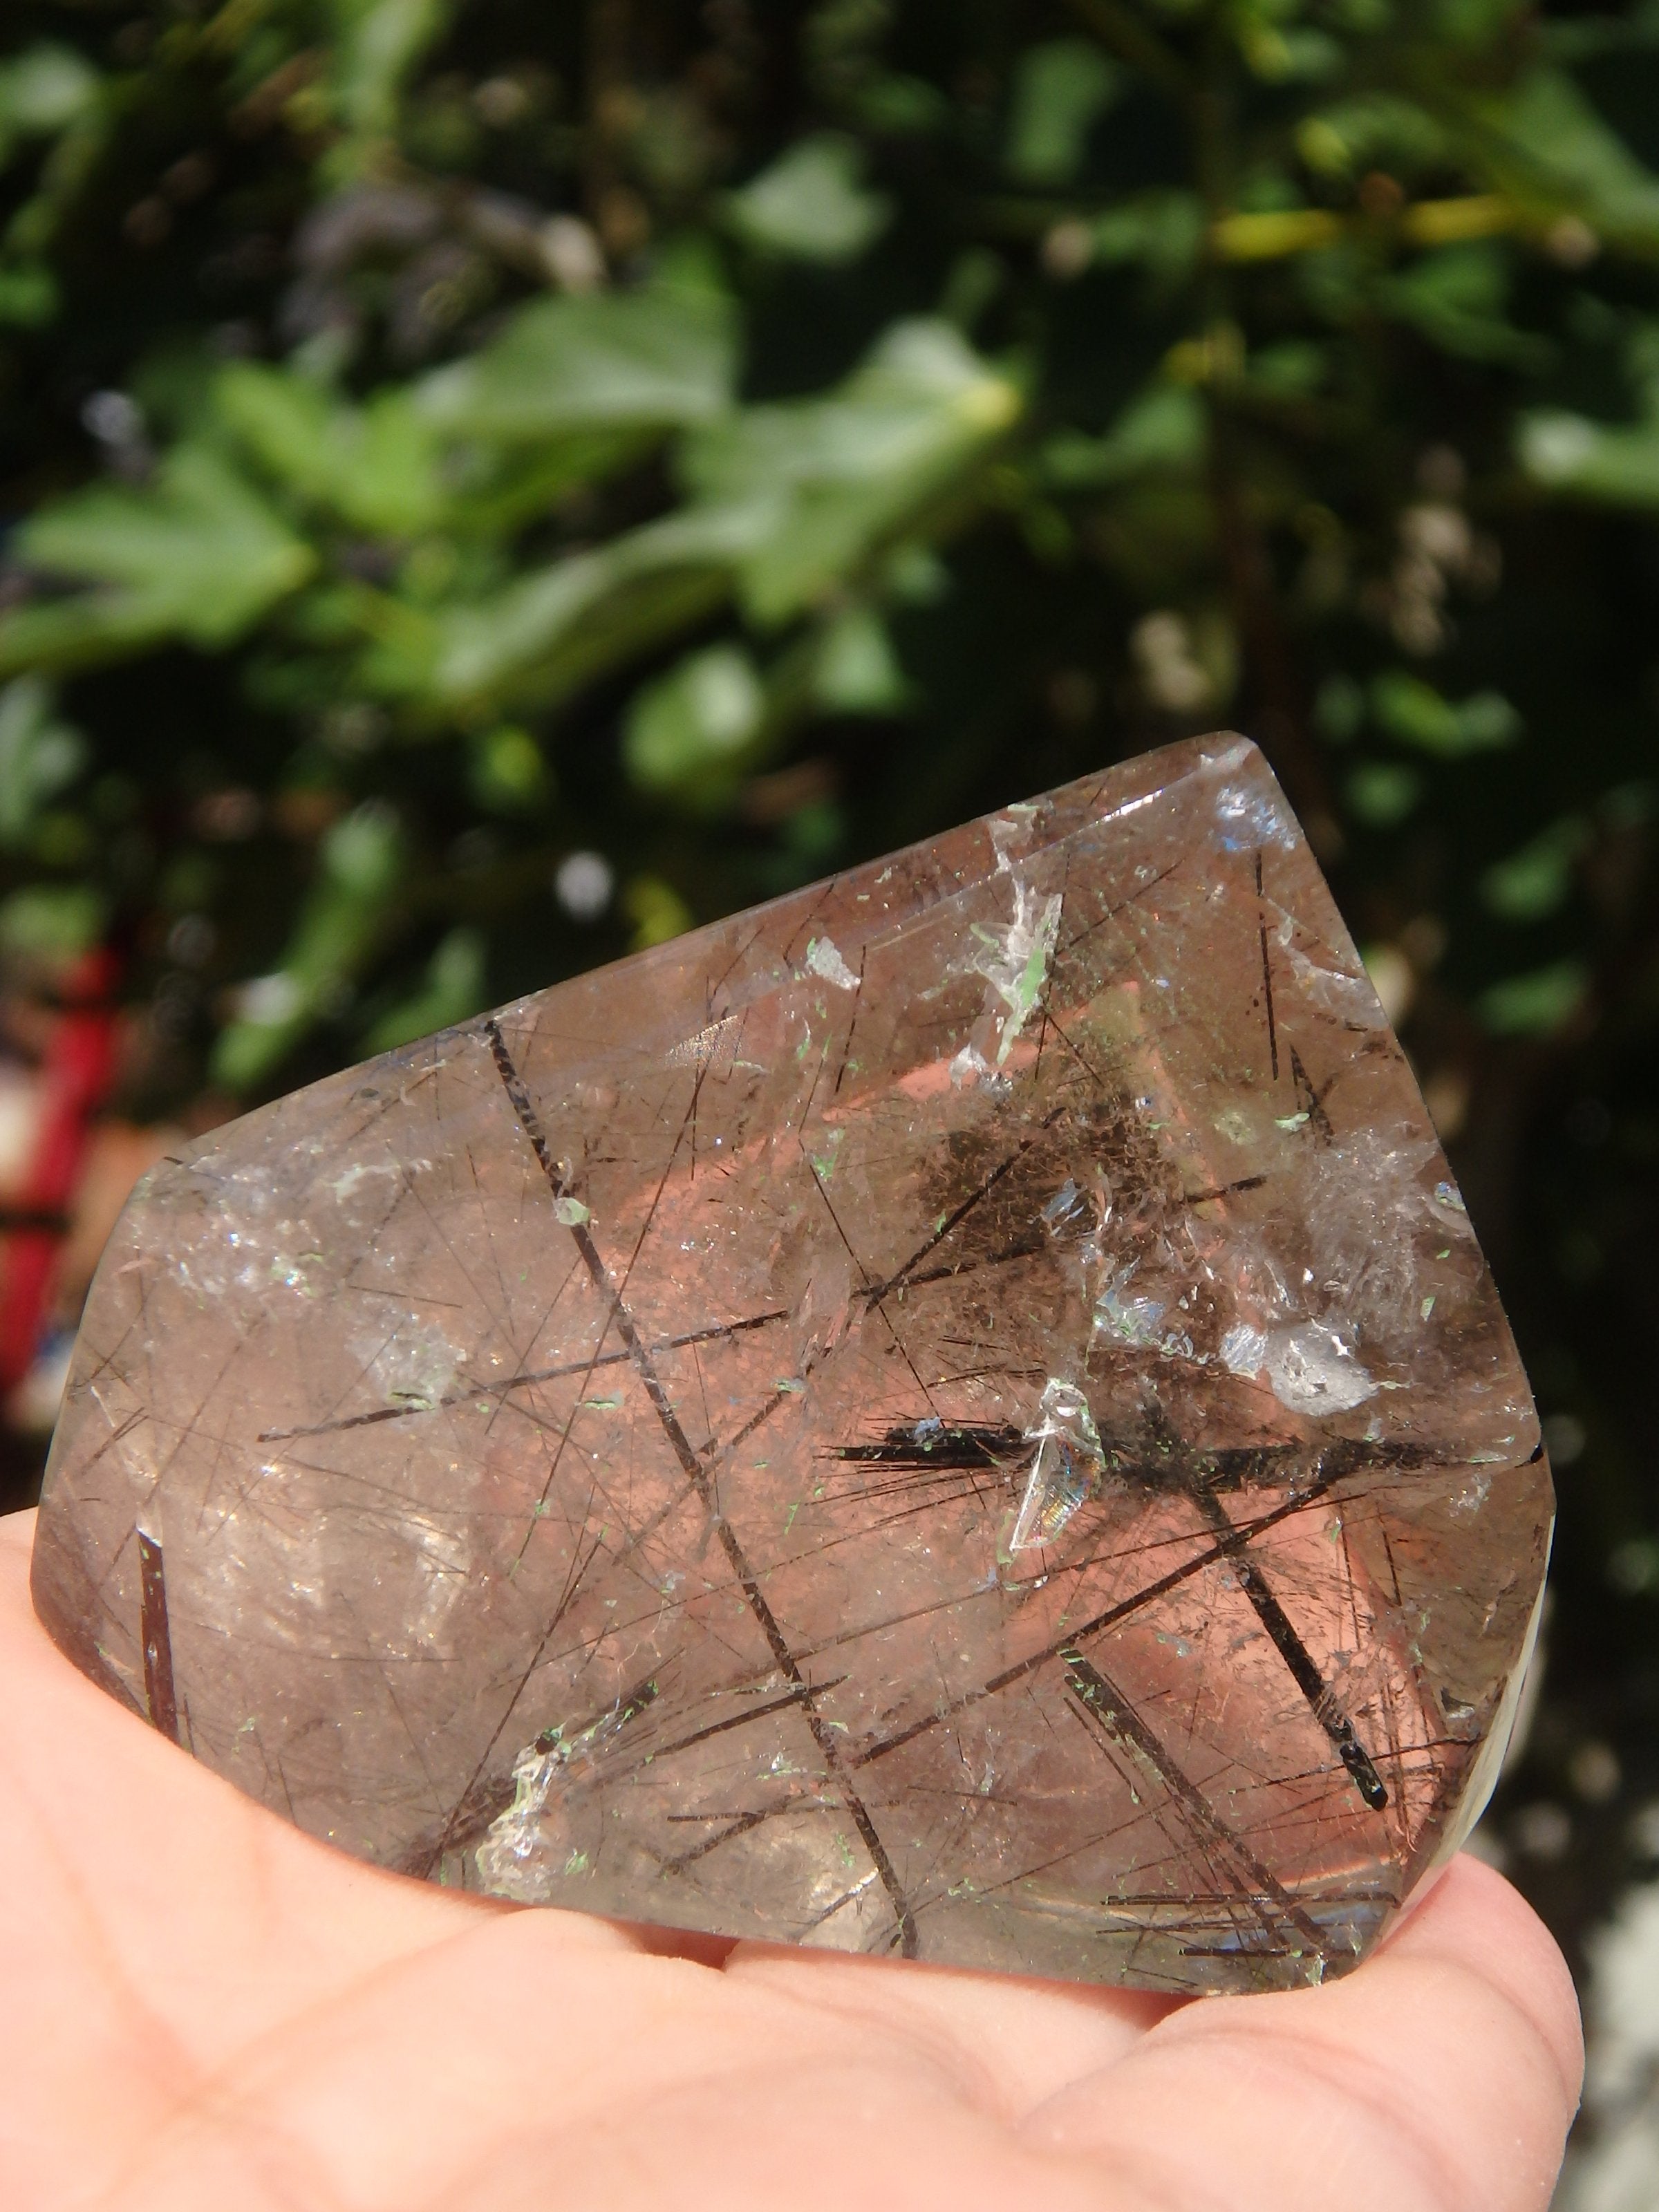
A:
[1023,1853,1582,2212]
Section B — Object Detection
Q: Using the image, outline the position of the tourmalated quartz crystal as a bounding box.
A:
[31,736,1550,1993]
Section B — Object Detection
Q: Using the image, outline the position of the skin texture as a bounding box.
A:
[1,1508,1580,2212]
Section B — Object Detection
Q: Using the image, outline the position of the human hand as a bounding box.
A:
[1,1508,1580,2212]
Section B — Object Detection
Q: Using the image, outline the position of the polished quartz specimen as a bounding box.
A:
[31,737,1550,1993]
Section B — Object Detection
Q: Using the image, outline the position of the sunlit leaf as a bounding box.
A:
[682,319,1020,623]
[813,605,908,713]
[623,644,766,805]
[0,446,317,672]
[432,503,765,709]
[414,276,738,444]
[216,364,445,537]
[724,134,891,262]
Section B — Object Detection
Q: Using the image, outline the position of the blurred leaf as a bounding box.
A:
[1370,672,1522,756]
[1482,816,1592,921]
[1091,193,1208,283]
[1041,384,1206,489]
[1520,404,1659,507]
[1296,94,1448,180]
[213,800,406,1089]
[624,644,767,805]
[415,276,738,444]
[0,44,99,165]
[431,502,765,710]
[0,881,104,962]
[1479,958,1591,1035]
[723,134,891,263]
[216,364,445,537]
[1381,243,1547,367]
[0,265,57,327]
[326,0,456,147]
[0,679,85,850]
[362,926,487,1052]
[1468,68,1659,253]
[624,874,693,949]
[1315,673,1366,744]
[0,447,317,673]
[812,605,908,713]
[467,724,552,814]
[1004,39,1122,187]
[1345,760,1423,825]
[683,319,1021,623]
[1244,340,1329,396]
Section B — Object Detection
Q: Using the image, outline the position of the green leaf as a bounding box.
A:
[1314,673,1365,744]
[1042,384,1206,488]
[1,445,317,672]
[0,881,104,962]
[467,723,552,813]
[212,800,406,1091]
[1380,244,1546,367]
[724,134,892,263]
[623,874,693,949]
[0,265,57,327]
[1468,68,1659,253]
[1004,40,1121,187]
[1090,193,1208,283]
[1481,816,1591,920]
[0,677,85,848]
[813,605,908,713]
[414,277,738,444]
[326,0,456,144]
[362,927,488,1053]
[623,644,766,804]
[682,319,1020,623]
[432,502,764,710]
[1295,94,1447,180]
[1479,958,1589,1035]
[1345,761,1423,825]
[1370,672,1521,756]
[0,44,100,165]
[1519,407,1659,507]
[216,364,445,536]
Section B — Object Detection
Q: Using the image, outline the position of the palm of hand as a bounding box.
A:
[2,1512,1578,2212]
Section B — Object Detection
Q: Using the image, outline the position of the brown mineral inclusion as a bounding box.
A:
[31,738,1550,1992]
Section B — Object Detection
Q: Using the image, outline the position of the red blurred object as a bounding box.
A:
[0,947,121,1393]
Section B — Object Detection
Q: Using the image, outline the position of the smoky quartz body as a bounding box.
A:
[32,737,1550,1992]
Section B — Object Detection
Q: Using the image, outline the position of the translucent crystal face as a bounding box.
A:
[31,736,1551,1992]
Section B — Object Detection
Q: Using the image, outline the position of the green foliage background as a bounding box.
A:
[3,0,1658,1987]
